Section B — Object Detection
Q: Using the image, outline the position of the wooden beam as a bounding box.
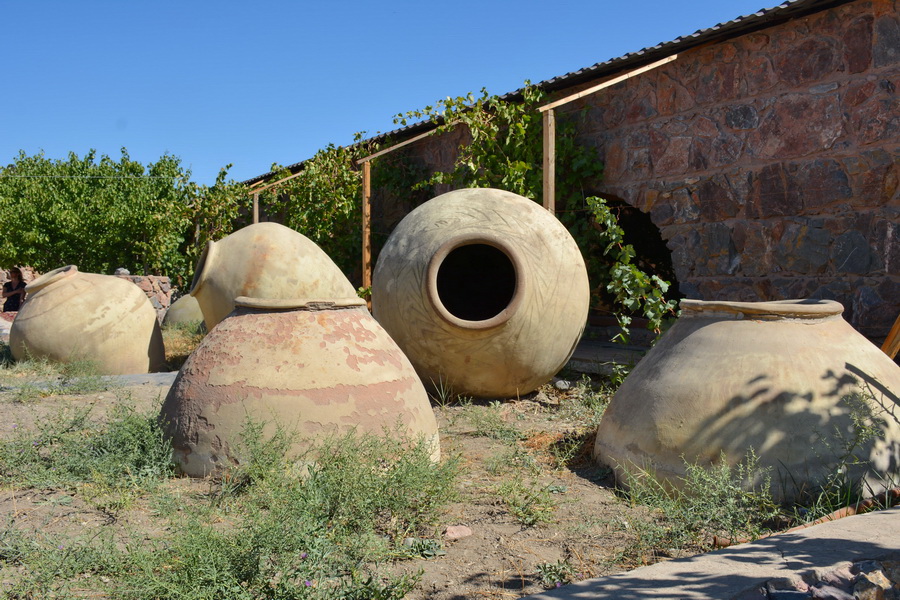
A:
[362,160,372,309]
[357,121,459,164]
[248,168,305,195]
[253,192,259,224]
[539,54,678,113]
[542,109,556,213]
[882,312,900,359]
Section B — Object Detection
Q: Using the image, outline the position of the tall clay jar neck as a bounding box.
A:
[25,265,79,294]
[680,298,845,322]
[424,235,526,331]
[189,240,217,298]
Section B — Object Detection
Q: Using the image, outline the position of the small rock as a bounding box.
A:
[810,583,854,600]
[553,379,571,391]
[853,570,892,600]
[880,561,900,585]
[819,566,857,587]
[444,525,473,540]
[768,591,811,600]
[114,267,130,276]
[857,561,885,574]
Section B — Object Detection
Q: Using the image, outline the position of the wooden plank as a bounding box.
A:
[362,160,372,309]
[882,312,900,359]
[539,54,678,112]
[253,193,259,224]
[542,109,556,213]
[247,168,305,195]
[358,125,449,164]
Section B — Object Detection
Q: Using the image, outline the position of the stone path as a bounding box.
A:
[523,507,899,600]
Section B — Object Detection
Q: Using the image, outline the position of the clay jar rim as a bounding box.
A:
[425,234,526,331]
[25,265,78,294]
[189,240,217,297]
[234,296,366,311]
[681,298,844,320]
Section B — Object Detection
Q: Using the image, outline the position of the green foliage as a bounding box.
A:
[395,84,677,340]
[621,451,779,559]
[497,479,558,527]
[0,149,249,287]
[790,386,898,522]
[0,401,174,491]
[263,142,367,277]
[0,410,458,598]
[536,559,577,588]
[587,197,678,340]
[463,403,524,443]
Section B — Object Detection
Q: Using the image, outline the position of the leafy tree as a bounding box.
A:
[0,149,248,287]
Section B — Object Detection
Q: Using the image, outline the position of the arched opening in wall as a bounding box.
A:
[588,195,682,330]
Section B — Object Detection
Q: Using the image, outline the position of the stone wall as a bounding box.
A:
[378,0,899,342]
[116,275,173,323]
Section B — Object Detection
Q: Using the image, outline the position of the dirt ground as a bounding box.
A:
[0,372,676,599]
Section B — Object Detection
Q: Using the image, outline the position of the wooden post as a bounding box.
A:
[253,193,259,224]
[882,312,900,359]
[542,108,556,213]
[362,160,372,309]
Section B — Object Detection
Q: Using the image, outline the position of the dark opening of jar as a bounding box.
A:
[435,243,517,322]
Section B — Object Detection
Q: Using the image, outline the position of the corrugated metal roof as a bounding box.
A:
[243,0,854,186]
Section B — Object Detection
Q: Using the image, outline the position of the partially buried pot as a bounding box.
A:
[160,296,440,477]
[372,188,590,398]
[190,222,358,330]
[594,299,900,503]
[9,265,166,375]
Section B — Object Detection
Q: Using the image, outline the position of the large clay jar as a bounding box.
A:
[160,296,440,477]
[10,265,166,375]
[372,188,590,398]
[594,299,900,503]
[190,222,358,329]
[162,294,205,329]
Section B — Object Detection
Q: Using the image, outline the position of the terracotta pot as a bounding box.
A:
[162,294,205,329]
[160,296,440,477]
[10,265,166,375]
[372,188,590,398]
[190,222,358,329]
[594,299,900,502]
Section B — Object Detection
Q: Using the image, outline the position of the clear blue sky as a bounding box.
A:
[2,0,777,186]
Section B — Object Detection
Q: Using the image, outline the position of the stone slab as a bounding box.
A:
[524,507,900,600]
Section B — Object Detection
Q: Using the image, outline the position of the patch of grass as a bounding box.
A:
[0,398,174,499]
[619,450,780,561]
[787,387,900,523]
[0,350,109,401]
[161,319,205,370]
[554,375,611,426]
[536,558,577,589]
[0,410,462,598]
[463,402,524,443]
[498,479,558,527]
[485,445,542,477]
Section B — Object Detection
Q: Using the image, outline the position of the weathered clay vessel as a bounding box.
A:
[162,294,205,329]
[10,265,166,375]
[160,296,440,477]
[594,299,900,502]
[372,188,590,398]
[190,222,358,329]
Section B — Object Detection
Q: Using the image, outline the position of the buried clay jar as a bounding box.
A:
[10,265,166,375]
[372,188,590,398]
[594,298,900,503]
[190,222,358,330]
[160,296,440,477]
